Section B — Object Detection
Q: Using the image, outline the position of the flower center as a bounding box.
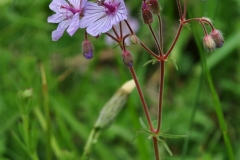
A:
[98,1,117,14]
[103,2,117,13]
[61,5,80,15]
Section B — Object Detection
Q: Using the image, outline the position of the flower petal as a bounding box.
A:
[80,2,105,28]
[80,0,88,9]
[67,13,80,36]
[86,16,112,36]
[58,18,72,29]
[49,0,68,13]
[68,0,80,9]
[52,28,65,41]
[111,0,127,25]
[48,13,65,23]
[51,19,71,41]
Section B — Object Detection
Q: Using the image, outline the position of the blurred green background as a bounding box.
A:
[0,0,240,159]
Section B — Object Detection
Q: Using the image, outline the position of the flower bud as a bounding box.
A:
[94,79,135,129]
[141,1,153,24]
[203,35,216,52]
[122,50,134,67]
[149,0,161,14]
[130,34,139,44]
[82,40,93,59]
[210,29,224,48]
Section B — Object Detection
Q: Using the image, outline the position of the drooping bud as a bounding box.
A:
[141,1,153,24]
[122,50,134,67]
[82,40,94,59]
[130,34,139,44]
[148,0,161,14]
[203,35,216,52]
[210,29,224,48]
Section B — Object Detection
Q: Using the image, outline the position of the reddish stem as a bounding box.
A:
[164,24,183,59]
[122,34,131,51]
[120,21,123,38]
[184,18,215,30]
[124,20,134,34]
[112,26,120,39]
[153,137,160,160]
[157,14,164,56]
[139,41,159,60]
[176,0,183,21]
[148,24,161,56]
[155,61,165,134]
[183,0,189,19]
[129,67,154,131]
[200,21,208,35]
[84,30,88,40]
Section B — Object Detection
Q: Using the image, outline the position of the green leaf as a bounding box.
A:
[157,138,173,156]
[160,133,186,139]
[139,117,147,129]
[168,57,178,70]
[131,131,145,142]
[143,58,157,66]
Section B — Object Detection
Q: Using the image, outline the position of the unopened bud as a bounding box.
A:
[141,1,153,24]
[94,79,135,129]
[130,34,139,44]
[210,29,224,48]
[203,35,216,52]
[148,0,161,14]
[82,40,93,59]
[122,50,134,67]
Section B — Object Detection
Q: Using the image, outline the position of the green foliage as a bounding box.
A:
[0,0,240,160]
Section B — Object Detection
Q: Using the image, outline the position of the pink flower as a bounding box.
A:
[80,0,128,36]
[48,0,87,41]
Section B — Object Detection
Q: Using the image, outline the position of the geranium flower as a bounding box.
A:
[80,0,128,36]
[48,0,87,41]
